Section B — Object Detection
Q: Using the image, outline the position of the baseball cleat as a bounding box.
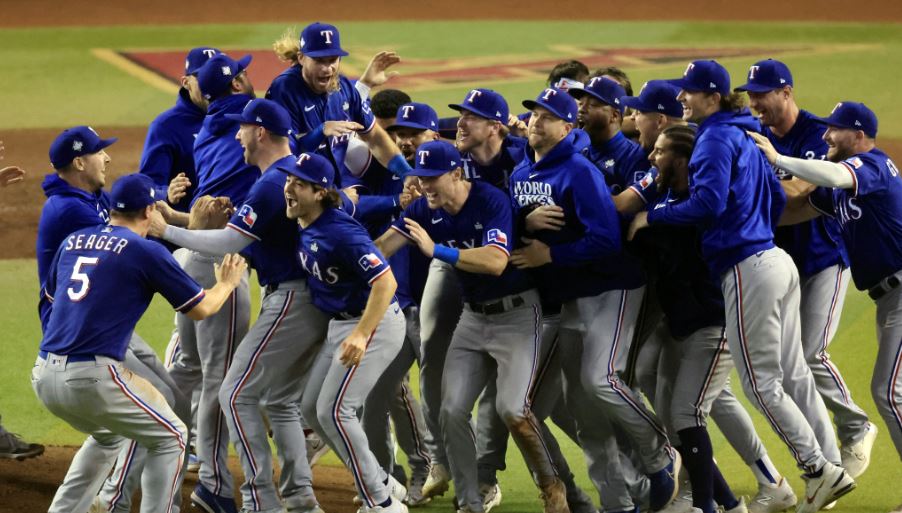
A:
[305,431,331,467]
[658,495,694,513]
[480,482,503,512]
[840,422,878,479]
[649,450,682,511]
[360,498,409,513]
[723,496,749,513]
[538,478,569,513]
[750,477,797,513]
[565,483,596,513]
[191,483,239,513]
[0,431,44,460]
[404,472,430,507]
[795,462,855,513]
[388,474,408,502]
[284,493,325,513]
[421,463,451,499]
[821,501,836,510]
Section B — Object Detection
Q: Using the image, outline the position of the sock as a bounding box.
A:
[303,428,314,437]
[378,497,392,508]
[712,464,739,509]
[678,427,715,513]
[750,454,781,485]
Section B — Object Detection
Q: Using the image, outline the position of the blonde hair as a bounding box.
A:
[273,26,300,63]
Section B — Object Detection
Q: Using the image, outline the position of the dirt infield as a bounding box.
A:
[0,446,358,513]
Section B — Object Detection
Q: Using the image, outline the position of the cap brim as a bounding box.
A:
[96,137,118,151]
[809,115,847,129]
[235,55,253,73]
[407,168,449,177]
[302,49,350,58]
[223,113,252,124]
[734,82,779,93]
[665,78,702,92]
[619,96,646,111]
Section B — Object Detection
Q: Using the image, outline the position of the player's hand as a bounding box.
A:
[525,205,565,232]
[323,121,364,138]
[214,253,247,289]
[746,131,779,165]
[510,237,552,268]
[147,203,169,238]
[359,51,401,88]
[627,211,649,241]
[339,330,368,368]
[0,166,25,187]
[168,172,192,204]
[507,114,528,138]
[343,186,360,204]
[403,218,436,257]
[188,195,232,230]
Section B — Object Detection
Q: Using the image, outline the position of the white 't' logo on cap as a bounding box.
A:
[320,30,334,44]
[418,150,430,165]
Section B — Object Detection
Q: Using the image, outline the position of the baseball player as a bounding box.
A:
[152,99,329,513]
[511,87,678,513]
[589,67,639,141]
[282,153,408,513]
[748,101,902,511]
[266,22,413,185]
[736,59,877,480]
[35,173,246,513]
[630,60,852,512]
[374,140,568,513]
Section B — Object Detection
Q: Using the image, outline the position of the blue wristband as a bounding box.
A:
[387,154,412,178]
[301,124,325,152]
[433,244,459,266]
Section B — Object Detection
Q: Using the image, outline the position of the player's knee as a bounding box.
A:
[869,374,895,412]
[670,407,705,433]
[439,398,469,425]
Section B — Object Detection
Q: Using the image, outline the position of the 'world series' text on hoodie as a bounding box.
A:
[510,132,644,303]
[647,108,786,277]
[192,93,261,207]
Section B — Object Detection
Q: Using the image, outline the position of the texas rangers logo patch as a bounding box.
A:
[487,228,508,245]
[237,205,257,228]
[847,157,863,169]
[358,253,383,271]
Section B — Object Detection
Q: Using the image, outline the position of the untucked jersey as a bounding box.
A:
[297,207,393,316]
[809,148,902,290]
[393,180,530,303]
[460,136,528,190]
[581,131,651,196]
[226,156,306,287]
[40,225,205,361]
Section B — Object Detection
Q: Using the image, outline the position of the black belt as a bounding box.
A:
[333,311,362,320]
[264,283,279,295]
[38,350,96,363]
[468,295,525,315]
[868,274,901,300]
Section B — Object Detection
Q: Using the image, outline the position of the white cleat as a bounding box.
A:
[750,477,797,513]
[841,422,878,479]
[796,463,855,513]
[421,463,451,499]
[360,498,409,513]
[480,483,503,512]
[722,497,749,513]
[388,474,408,503]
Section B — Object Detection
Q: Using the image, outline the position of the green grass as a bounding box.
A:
[3,258,900,511]
[2,21,902,137]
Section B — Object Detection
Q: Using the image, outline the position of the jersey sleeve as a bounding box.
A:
[346,81,376,134]
[480,190,514,256]
[391,197,427,240]
[648,134,730,225]
[138,124,177,201]
[549,163,622,265]
[142,242,206,313]
[227,179,284,241]
[626,169,659,205]
[841,154,887,197]
[342,240,392,285]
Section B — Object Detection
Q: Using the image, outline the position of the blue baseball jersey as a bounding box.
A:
[40,225,205,361]
[393,180,531,303]
[139,89,204,212]
[297,207,393,316]
[633,189,724,338]
[460,136,528,190]
[266,66,375,187]
[767,109,849,277]
[36,175,110,285]
[226,156,306,287]
[193,94,261,206]
[647,109,785,277]
[809,148,902,290]
[581,131,652,195]
[626,168,660,206]
[509,132,643,303]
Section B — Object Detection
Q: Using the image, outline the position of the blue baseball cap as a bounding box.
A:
[569,76,627,113]
[408,141,463,177]
[620,80,683,118]
[388,102,439,131]
[812,101,878,138]
[667,60,731,96]
[185,47,221,75]
[224,98,292,137]
[734,59,794,93]
[49,126,118,169]
[278,152,335,187]
[522,88,578,123]
[300,22,349,58]
[110,174,157,211]
[448,88,509,123]
[197,53,252,100]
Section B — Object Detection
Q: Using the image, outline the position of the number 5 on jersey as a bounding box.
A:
[68,256,99,301]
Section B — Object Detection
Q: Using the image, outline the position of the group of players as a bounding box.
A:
[27,19,902,513]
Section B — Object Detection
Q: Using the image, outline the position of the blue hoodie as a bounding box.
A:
[139,89,205,212]
[647,108,785,276]
[193,93,261,207]
[510,132,644,303]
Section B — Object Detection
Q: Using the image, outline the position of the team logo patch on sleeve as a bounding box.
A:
[237,205,257,228]
[846,157,864,169]
[358,252,383,271]
[487,228,508,245]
